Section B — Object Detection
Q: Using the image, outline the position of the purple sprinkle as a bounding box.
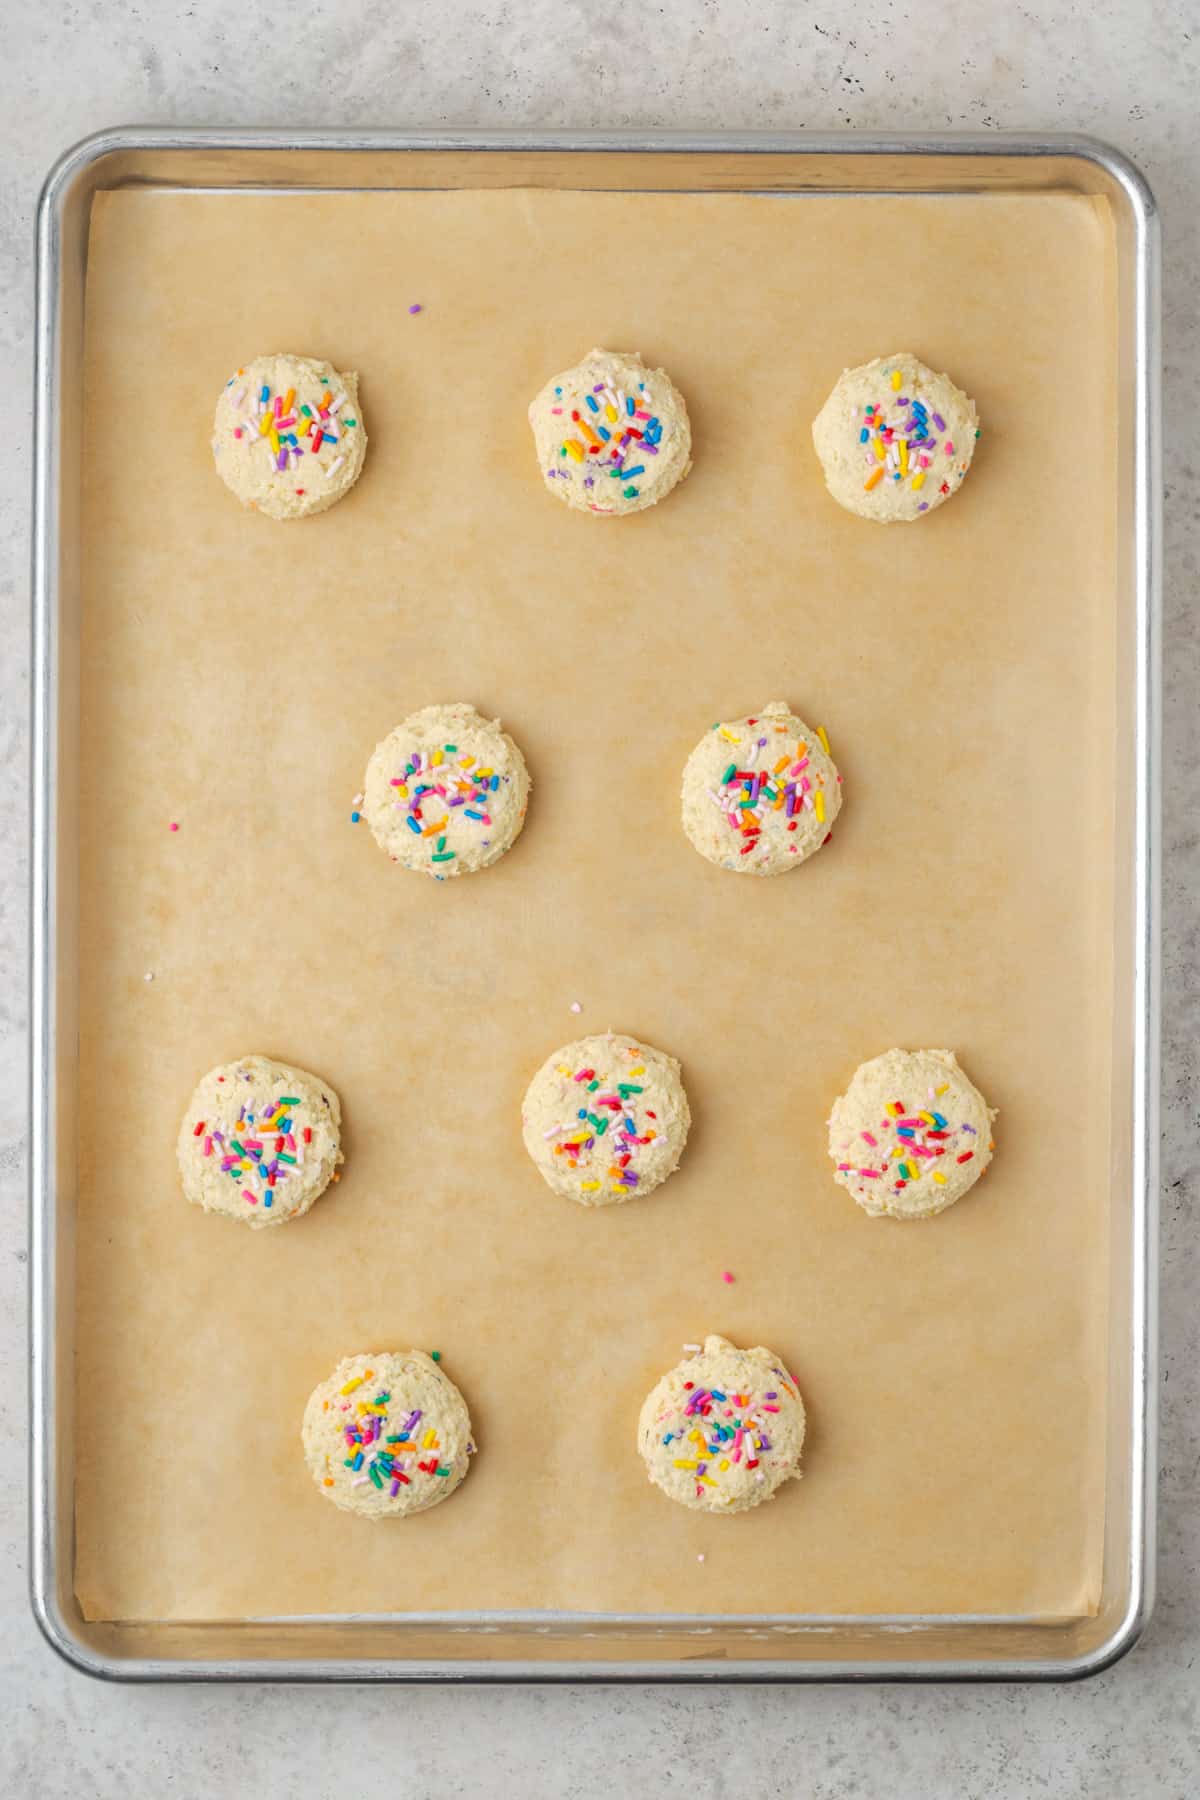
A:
[758,1434,773,1453]
[276,448,288,471]
[408,303,422,314]
[583,476,594,487]
[390,1478,401,1496]
[932,411,947,431]
[592,383,605,392]
[696,1463,708,1476]
[448,795,465,807]
[918,502,929,512]
[897,396,908,406]
[642,442,659,455]
[765,1391,778,1400]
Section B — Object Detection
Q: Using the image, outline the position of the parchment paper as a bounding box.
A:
[74,185,1116,1623]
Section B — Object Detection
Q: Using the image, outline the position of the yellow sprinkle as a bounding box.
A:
[919,1112,936,1127]
[873,436,886,462]
[864,468,884,491]
[719,1459,730,1471]
[719,728,741,743]
[911,471,926,491]
[258,411,272,436]
[605,403,618,423]
[431,749,443,767]
[629,1065,646,1076]
[933,1172,947,1185]
[899,439,909,475]
[475,768,494,779]
[459,755,475,768]
[422,1429,437,1449]
[580,1180,602,1191]
[773,755,790,775]
[699,1477,717,1487]
[936,1084,949,1095]
[358,1402,388,1416]
[889,1102,903,1116]
[268,429,280,456]
[673,1460,698,1469]
[557,1065,571,1076]
[689,1429,705,1447]
[909,1162,921,1179]
[396,783,408,797]
[564,439,585,463]
[816,726,831,755]
[890,368,902,391]
[814,790,825,824]
[339,1377,364,1396]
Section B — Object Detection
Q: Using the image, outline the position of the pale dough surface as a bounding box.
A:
[212,352,367,520]
[637,1334,807,1515]
[521,1032,691,1205]
[362,702,531,877]
[301,1351,474,1519]
[528,347,692,516]
[811,352,979,522]
[681,700,842,874]
[176,1054,343,1228]
[828,1047,996,1220]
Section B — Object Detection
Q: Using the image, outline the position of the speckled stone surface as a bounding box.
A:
[3,3,1198,1795]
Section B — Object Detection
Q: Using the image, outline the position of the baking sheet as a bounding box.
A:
[74,184,1116,1624]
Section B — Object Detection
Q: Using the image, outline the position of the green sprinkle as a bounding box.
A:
[586,1112,607,1133]
[617,1083,644,1098]
[344,418,357,427]
[623,485,639,499]
[431,851,456,862]
[300,404,312,417]
[436,835,447,852]
[386,1434,404,1443]
[375,1391,391,1403]
[587,1078,600,1092]
[435,1467,451,1477]
[278,1095,300,1105]
[430,1351,441,1362]
[369,1462,383,1489]
[721,763,737,784]
[231,1139,248,1157]
[277,1152,297,1165]
[444,744,457,753]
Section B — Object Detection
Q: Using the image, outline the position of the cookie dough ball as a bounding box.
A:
[812,352,979,522]
[302,1351,474,1518]
[177,1054,343,1227]
[681,700,842,875]
[362,702,531,878]
[212,353,366,520]
[828,1047,996,1220]
[529,347,692,516]
[638,1335,806,1514]
[521,1032,690,1206]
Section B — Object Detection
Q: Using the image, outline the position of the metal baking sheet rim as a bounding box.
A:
[29,127,1161,1683]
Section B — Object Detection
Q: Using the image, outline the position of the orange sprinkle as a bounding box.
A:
[864,467,884,491]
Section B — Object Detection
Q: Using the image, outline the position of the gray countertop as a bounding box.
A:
[3,3,1197,1794]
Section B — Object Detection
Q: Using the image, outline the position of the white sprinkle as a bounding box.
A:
[352,792,364,806]
[143,971,154,982]
[543,1124,562,1139]
[324,455,346,480]
[569,1001,582,1014]
[682,1342,702,1353]
[328,393,346,415]
[232,387,246,409]
[697,1553,705,1564]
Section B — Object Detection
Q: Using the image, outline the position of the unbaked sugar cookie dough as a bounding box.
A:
[177,1054,343,1227]
[362,703,531,877]
[212,353,366,520]
[302,1351,474,1517]
[681,700,841,874]
[828,1047,996,1220]
[637,1335,806,1514]
[529,347,692,516]
[521,1032,690,1205]
[812,352,979,522]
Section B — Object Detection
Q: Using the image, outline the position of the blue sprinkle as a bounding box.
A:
[585,394,600,413]
[598,426,611,442]
[405,816,421,835]
[350,810,360,823]
[710,1390,727,1402]
[625,396,635,415]
[464,808,484,821]
[264,1193,273,1207]
[490,775,499,791]
[577,1108,587,1120]
[623,464,645,478]
[554,386,562,395]
[859,427,869,443]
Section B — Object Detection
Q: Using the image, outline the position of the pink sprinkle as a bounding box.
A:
[945,441,955,455]
[697,1553,705,1564]
[722,1270,735,1284]
[551,407,562,415]
[242,1189,258,1204]
[409,303,422,314]
[861,1131,878,1147]
[858,1168,882,1179]
[169,821,179,832]
[203,1135,213,1157]
[233,427,243,439]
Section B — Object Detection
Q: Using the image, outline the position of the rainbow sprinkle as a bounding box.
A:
[550,1044,660,1198]
[855,372,976,507]
[655,1363,802,1505]
[334,1384,453,1496]
[381,740,512,876]
[553,373,666,511]
[835,1094,991,1203]
[221,367,357,488]
[707,714,835,863]
[197,1086,318,1209]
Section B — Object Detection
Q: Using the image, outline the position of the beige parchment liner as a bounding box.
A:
[75,185,1116,1623]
